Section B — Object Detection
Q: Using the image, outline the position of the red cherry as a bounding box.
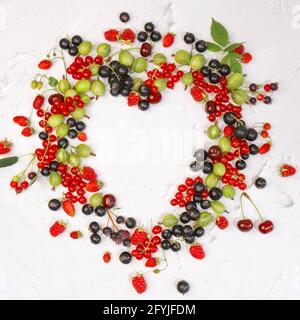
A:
[237,219,253,232]
[258,220,274,234]
[103,194,116,208]
[147,92,161,104]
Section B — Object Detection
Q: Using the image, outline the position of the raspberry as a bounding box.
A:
[145,257,157,268]
[127,92,140,106]
[104,29,119,42]
[81,166,97,181]
[50,221,66,237]
[121,28,135,42]
[132,274,147,294]
[130,229,148,245]
[189,244,205,260]
[234,44,245,55]
[190,86,204,102]
[216,216,228,229]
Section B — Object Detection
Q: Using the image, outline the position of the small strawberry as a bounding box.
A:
[70,231,82,239]
[280,164,296,177]
[104,29,119,42]
[21,127,35,137]
[85,180,103,192]
[33,95,45,110]
[163,33,175,47]
[50,221,66,237]
[145,257,158,268]
[190,86,204,102]
[38,59,52,70]
[0,139,13,155]
[13,116,29,127]
[189,244,205,260]
[216,216,228,229]
[242,52,252,64]
[121,28,135,43]
[81,166,97,181]
[127,91,140,106]
[103,252,111,263]
[62,199,75,217]
[132,274,147,294]
[130,228,148,245]
[234,44,245,55]
[77,132,87,142]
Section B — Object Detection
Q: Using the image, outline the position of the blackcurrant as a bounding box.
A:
[102,226,112,236]
[138,100,150,111]
[194,182,205,193]
[184,235,195,244]
[172,225,183,237]
[95,205,106,217]
[99,65,110,78]
[194,226,205,237]
[58,138,69,149]
[241,154,249,160]
[208,59,220,69]
[161,239,171,250]
[150,31,161,42]
[209,73,220,84]
[249,83,257,92]
[59,38,70,50]
[117,65,128,77]
[234,126,248,140]
[201,66,211,77]
[139,85,151,97]
[179,212,190,224]
[68,46,78,56]
[144,22,155,32]
[177,280,189,294]
[48,199,61,211]
[119,12,130,23]
[38,131,48,140]
[195,40,207,53]
[89,221,100,233]
[82,204,94,215]
[246,128,258,141]
[188,208,200,221]
[67,118,77,128]
[71,35,83,46]
[171,242,181,252]
[49,161,59,172]
[125,217,136,229]
[123,238,131,247]
[68,129,78,139]
[137,31,148,42]
[182,225,193,236]
[120,88,130,97]
[249,144,259,155]
[116,216,125,224]
[235,160,247,170]
[162,229,172,239]
[183,32,195,44]
[249,97,257,105]
[219,64,231,76]
[209,187,222,200]
[200,200,210,209]
[185,201,196,211]
[193,193,201,203]
[119,252,132,264]
[223,112,236,125]
[76,121,86,132]
[90,233,101,244]
[255,177,266,189]
[202,161,213,174]
[41,167,50,176]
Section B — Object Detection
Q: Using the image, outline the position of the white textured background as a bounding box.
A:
[0,0,300,300]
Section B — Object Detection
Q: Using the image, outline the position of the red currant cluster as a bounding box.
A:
[67,55,103,80]
[170,177,207,207]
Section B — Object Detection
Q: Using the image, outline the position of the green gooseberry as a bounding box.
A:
[207,124,221,139]
[153,53,167,66]
[205,173,219,188]
[213,162,226,176]
[162,214,178,227]
[58,79,71,93]
[96,43,111,57]
[76,144,93,158]
[132,57,147,73]
[181,72,194,86]
[49,172,62,187]
[154,78,167,91]
[47,114,64,128]
[119,50,134,67]
[68,153,81,167]
[90,193,103,207]
[175,50,190,65]
[56,123,69,138]
[219,136,231,153]
[91,80,105,96]
[222,185,236,199]
[210,200,226,214]
[78,41,92,56]
[189,54,205,70]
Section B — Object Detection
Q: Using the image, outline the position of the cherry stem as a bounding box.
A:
[240,192,264,222]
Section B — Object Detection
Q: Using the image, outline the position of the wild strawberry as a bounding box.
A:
[0,139,13,155]
[259,142,271,154]
[216,216,228,229]
[242,52,252,64]
[189,244,205,260]
[70,231,82,239]
[163,33,175,47]
[50,221,66,237]
[190,86,204,102]
[81,166,97,181]
[121,28,135,43]
[145,257,157,268]
[103,252,111,263]
[62,199,75,217]
[127,92,140,106]
[21,127,35,137]
[38,59,52,70]
[234,44,245,55]
[280,164,296,177]
[33,95,45,110]
[85,180,103,192]
[13,116,29,127]
[104,29,119,41]
[77,132,87,141]
[132,274,147,294]
[130,229,148,245]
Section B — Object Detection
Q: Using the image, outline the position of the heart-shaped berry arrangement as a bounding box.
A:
[0,13,281,295]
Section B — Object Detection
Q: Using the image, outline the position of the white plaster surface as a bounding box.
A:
[0,0,300,299]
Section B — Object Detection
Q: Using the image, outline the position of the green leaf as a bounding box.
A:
[221,54,230,65]
[224,42,243,52]
[211,18,229,47]
[231,89,248,105]
[48,76,58,87]
[206,42,222,52]
[0,156,19,168]
[229,56,242,73]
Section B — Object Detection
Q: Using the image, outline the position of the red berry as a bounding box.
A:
[62,199,75,217]
[21,127,35,137]
[130,229,148,245]
[237,219,253,232]
[280,164,296,177]
[258,220,274,234]
[189,244,205,260]
[85,180,102,192]
[259,143,271,154]
[38,59,52,70]
[147,92,161,104]
[234,44,245,55]
[104,29,119,41]
[163,32,175,47]
[20,181,29,189]
[170,199,178,206]
[121,28,135,42]
[190,86,204,102]
[145,257,157,268]
[81,166,97,181]
[13,116,29,127]
[263,123,271,130]
[242,52,252,64]
[33,95,45,110]
[49,221,66,237]
[152,225,162,234]
[132,274,147,294]
[103,194,116,208]
[103,252,111,263]
[215,216,228,229]
[70,231,82,239]
[185,177,194,187]
[127,92,140,106]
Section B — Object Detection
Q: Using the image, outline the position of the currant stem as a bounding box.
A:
[241,192,264,222]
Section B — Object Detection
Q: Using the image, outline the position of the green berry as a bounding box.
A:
[189,54,205,71]
[210,200,226,214]
[56,123,69,138]
[231,89,248,105]
[213,162,226,176]
[175,50,190,65]
[37,82,43,90]
[31,80,37,89]
[49,172,62,187]
[96,43,111,57]
[227,73,244,90]
[78,41,92,56]
[154,78,167,91]
[181,72,194,86]
[56,148,69,163]
[132,78,143,91]
[195,211,212,227]
[58,79,71,93]
[90,193,103,207]
[132,57,147,73]
[68,153,81,167]
[74,79,91,93]
[47,114,64,128]
[162,214,178,227]
[89,64,100,76]
[207,124,221,139]
[205,173,219,188]
[153,53,167,66]
[79,93,91,105]
[218,136,231,153]
[71,107,85,120]
[75,144,93,158]
[222,185,235,199]
[119,50,134,67]
[64,89,78,98]
[91,80,105,96]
